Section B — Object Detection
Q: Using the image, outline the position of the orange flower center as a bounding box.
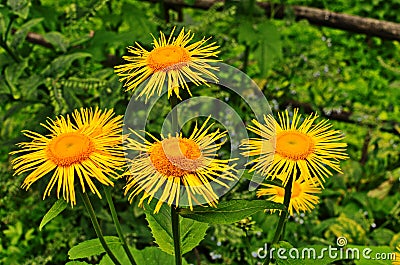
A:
[149,137,202,177]
[47,132,95,166]
[275,131,315,160]
[147,45,191,71]
[276,181,302,198]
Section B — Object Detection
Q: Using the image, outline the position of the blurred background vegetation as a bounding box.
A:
[0,0,399,264]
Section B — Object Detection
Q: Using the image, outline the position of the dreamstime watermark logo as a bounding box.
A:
[336,236,347,247]
[123,62,274,207]
[255,237,396,261]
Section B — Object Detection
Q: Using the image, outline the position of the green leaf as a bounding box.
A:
[63,85,82,110]
[255,21,282,75]
[11,18,43,48]
[18,74,43,100]
[43,31,70,52]
[7,0,30,19]
[98,244,131,265]
[65,262,90,265]
[68,236,121,259]
[181,218,208,254]
[145,203,174,255]
[0,75,11,95]
[41,52,92,78]
[4,60,28,99]
[179,200,285,224]
[99,245,191,265]
[131,247,190,265]
[0,12,5,38]
[39,199,68,231]
[145,203,209,255]
[238,20,258,46]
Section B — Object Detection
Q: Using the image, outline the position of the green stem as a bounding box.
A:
[242,44,250,73]
[171,206,182,265]
[4,15,16,43]
[244,230,253,263]
[263,173,294,265]
[169,94,182,265]
[103,187,137,265]
[80,192,122,265]
[159,0,169,22]
[169,95,179,132]
[0,40,21,63]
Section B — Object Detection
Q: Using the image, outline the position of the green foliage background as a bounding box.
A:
[0,0,399,264]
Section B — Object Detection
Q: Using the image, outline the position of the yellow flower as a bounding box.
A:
[114,27,219,101]
[257,174,321,215]
[242,108,348,187]
[10,108,125,205]
[124,118,236,213]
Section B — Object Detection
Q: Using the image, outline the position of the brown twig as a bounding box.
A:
[26,32,53,48]
[283,100,399,136]
[194,248,201,265]
[360,131,371,165]
[142,0,400,41]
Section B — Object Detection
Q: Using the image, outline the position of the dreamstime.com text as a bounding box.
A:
[255,237,396,261]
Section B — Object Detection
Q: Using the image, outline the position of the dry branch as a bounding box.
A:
[153,0,400,41]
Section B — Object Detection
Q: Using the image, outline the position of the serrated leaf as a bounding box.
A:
[181,218,208,254]
[99,244,131,265]
[41,52,92,78]
[11,18,43,48]
[145,202,209,255]
[39,199,68,231]
[145,204,174,255]
[68,236,121,259]
[7,0,30,19]
[179,199,285,224]
[131,247,190,265]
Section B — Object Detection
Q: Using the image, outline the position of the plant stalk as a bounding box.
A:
[80,192,122,265]
[263,172,294,265]
[103,187,137,265]
[171,206,182,265]
[169,94,182,265]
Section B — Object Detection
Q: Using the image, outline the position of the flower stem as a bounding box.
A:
[263,173,294,265]
[103,186,137,265]
[169,95,179,133]
[171,206,182,265]
[80,192,122,265]
[169,94,182,265]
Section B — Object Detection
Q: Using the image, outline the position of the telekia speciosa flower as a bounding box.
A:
[124,118,236,213]
[114,27,220,100]
[10,108,125,205]
[242,108,348,187]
